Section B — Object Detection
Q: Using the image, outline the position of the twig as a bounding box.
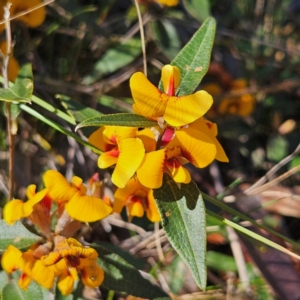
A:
[106,215,147,235]
[154,221,165,262]
[244,143,300,195]
[245,164,300,196]
[133,0,147,76]
[2,3,14,200]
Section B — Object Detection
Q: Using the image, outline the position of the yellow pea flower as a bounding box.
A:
[137,125,219,189]
[3,185,50,229]
[43,170,112,222]
[1,245,55,290]
[114,177,160,222]
[88,126,146,188]
[41,237,104,295]
[130,64,213,127]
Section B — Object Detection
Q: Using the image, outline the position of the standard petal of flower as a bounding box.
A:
[130,72,167,119]
[23,188,49,216]
[169,164,191,184]
[171,128,217,168]
[3,200,27,225]
[81,264,104,288]
[1,245,22,273]
[164,91,213,127]
[65,194,112,222]
[112,138,145,188]
[103,126,138,142]
[98,151,119,168]
[161,64,180,96]
[43,170,78,202]
[146,191,161,222]
[137,149,165,189]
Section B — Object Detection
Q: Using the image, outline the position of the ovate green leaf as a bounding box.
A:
[153,175,207,290]
[164,17,216,96]
[0,220,42,252]
[95,244,169,299]
[2,280,43,300]
[76,113,157,130]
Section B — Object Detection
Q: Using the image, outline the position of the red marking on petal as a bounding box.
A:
[166,76,175,96]
[107,148,120,157]
[166,157,181,169]
[109,134,117,144]
[161,127,175,146]
[40,194,52,216]
[104,143,116,152]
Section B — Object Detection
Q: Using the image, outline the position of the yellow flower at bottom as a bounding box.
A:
[41,237,104,295]
[157,0,179,6]
[1,245,55,290]
[114,177,160,222]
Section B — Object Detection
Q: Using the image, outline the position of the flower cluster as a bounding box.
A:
[2,170,111,294]
[1,237,103,295]
[89,64,228,221]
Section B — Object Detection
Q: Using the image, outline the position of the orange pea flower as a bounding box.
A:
[43,170,112,222]
[114,177,160,222]
[1,245,55,290]
[3,185,51,235]
[88,126,150,188]
[137,126,220,189]
[41,237,104,295]
[130,64,213,127]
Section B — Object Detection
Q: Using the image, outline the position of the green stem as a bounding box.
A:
[19,104,102,154]
[207,210,300,261]
[202,192,300,249]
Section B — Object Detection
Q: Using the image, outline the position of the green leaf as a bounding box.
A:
[207,251,238,272]
[182,0,211,23]
[162,17,216,96]
[149,19,181,60]
[153,175,207,290]
[0,64,33,103]
[76,113,157,130]
[82,38,142,85]
[0,220,42,252]
[2,280,43,300]
[95,244,169,299]
[0,271,9,293]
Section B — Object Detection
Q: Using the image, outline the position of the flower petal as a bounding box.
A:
[112,138,145,188]
[170,128,217,168]
[3,200,26,225]
[146,191,161,222]
[161,64,180,96]
[137,149,165,189]
[130,72,167,119]
[164,91,213,126]
[43,170,78,202]
[88,127,106,151]
[58,271,74,295]
[127,201,144,218]
[65,194,112,222]
[31,260,55,289]
[81,264,104,288]
[98,151,119,168]
[137,128,156,152]
[169,164,191,184]
[1,245,22,273]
